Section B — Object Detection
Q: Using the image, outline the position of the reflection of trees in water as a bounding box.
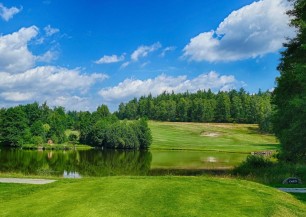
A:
[76,150,152,176]
[0,149,152,176]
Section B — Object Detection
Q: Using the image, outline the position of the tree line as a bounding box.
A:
[115,88,273,131]
[0,103,152,149]
[0,102,67,146]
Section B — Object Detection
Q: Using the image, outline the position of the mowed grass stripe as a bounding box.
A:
[149,121,279,152]
[0,177,305,217]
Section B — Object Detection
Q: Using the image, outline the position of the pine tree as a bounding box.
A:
[273,0,306,161]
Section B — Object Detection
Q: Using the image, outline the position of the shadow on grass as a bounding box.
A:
[247,126,261,134]
[149,168,231,176]
[291,193,306,204]
[247,126,275,136]
[251,144,279,151]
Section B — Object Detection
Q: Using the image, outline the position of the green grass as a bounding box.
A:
[21,143,92,150]
[0,176,305,217]
[149,121,278,153]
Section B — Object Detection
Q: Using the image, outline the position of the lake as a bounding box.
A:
[0,148,248,177]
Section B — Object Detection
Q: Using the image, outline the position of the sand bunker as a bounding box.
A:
[200,132,220,137]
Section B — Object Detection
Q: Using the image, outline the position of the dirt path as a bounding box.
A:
[278,188,306,193]
[0,178,56,185]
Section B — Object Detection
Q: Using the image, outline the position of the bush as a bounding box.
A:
[233,155,306,185]
[32,136,44,146]
[68,133,78,143]
[233,155,273,175]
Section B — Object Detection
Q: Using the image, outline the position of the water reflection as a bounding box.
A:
[63,171,81,178]
[0,148,152,177]
[151,150,248,169]
[0,148,248,177]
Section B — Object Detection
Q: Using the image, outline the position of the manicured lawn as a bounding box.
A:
[149,121,278,153]
[0,176,305,217]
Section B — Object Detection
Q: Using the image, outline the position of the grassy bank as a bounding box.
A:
[0,176,305,217]
[149,121,278,153]
[19,143,92,150]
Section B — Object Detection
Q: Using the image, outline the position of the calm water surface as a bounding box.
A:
[0,148,248,177]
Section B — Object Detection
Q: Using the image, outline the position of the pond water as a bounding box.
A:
[0,148,248,177]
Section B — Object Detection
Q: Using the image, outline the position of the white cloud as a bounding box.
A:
[0,66,108,105]
[141,61,150,68]
[0,26,39,73]
[0,91,35,102]
[183,0,296,62]
[52,95,91,111]
[160,46,176,57]
[95,54,125,64]
[36,50,59,63]
[0,27,108,111]
[0,66,108,93]
[99,71,240,103]
[0,3,21,21]
[120,61,130,69]
[131,42,161,61]
[44,25,60,36]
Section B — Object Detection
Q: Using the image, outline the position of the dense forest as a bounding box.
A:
[0,103,152,149]
[116,88,272,132]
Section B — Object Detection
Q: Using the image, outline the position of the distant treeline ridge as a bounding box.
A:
[115,89,272,131]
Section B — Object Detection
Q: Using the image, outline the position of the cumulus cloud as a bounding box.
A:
[0,91,35,102]
[0,66,108,109]
[0,3,21,21]
[52,95,91,111]
[183,0,296,62]
[131,42,161,61]
[36,50,59,63]
[99,71,240,103]
[0,26,39,73]
[44,25,60,36]
[0,66,107,94]
[0,26,108,111]
[95,54,125,64]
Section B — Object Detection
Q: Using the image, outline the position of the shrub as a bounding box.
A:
[233,155,273,175]
[68,133,78,143]
[32,136,44,146]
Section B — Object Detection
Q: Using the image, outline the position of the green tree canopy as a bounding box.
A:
[273,0,306,162]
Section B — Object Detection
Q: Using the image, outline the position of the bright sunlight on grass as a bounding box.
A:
[0,177,305,217]
[149,121,279,153]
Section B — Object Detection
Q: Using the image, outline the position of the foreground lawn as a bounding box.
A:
[149,121,278,153]
[0,177,305,217]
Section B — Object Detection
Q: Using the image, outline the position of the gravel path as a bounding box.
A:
[278,188,306,193]
[0,178,56,185]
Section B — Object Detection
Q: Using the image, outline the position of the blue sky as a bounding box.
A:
[0,0,295,111]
